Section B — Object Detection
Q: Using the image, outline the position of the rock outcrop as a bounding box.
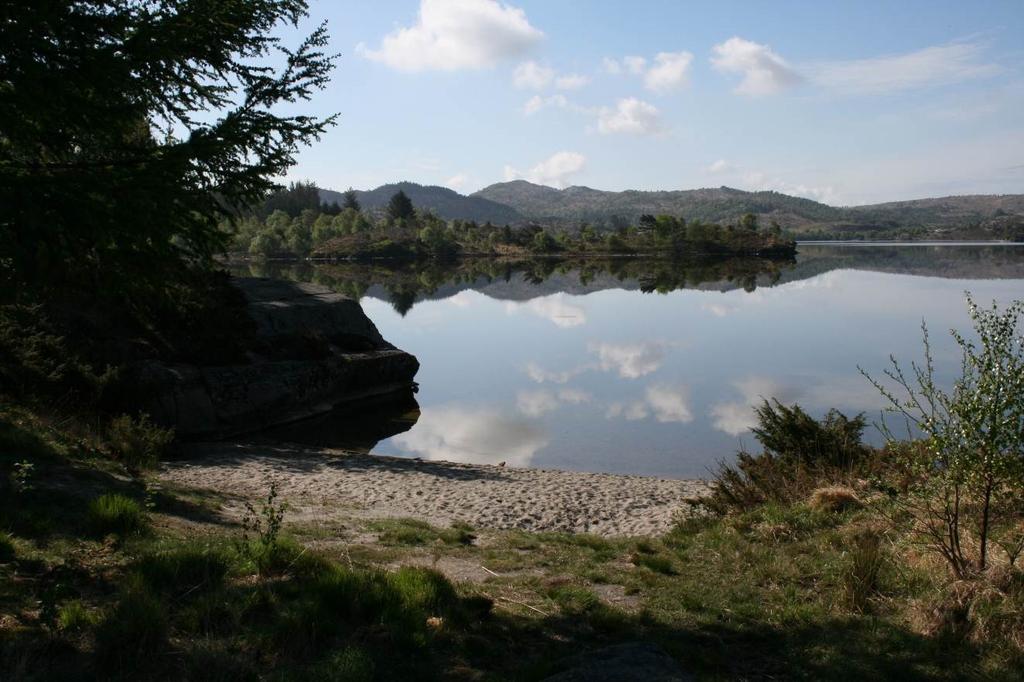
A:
[140,278,419,438]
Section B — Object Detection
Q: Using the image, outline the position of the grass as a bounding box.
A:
[370,517,477,546]
[87,493,148,537]
[3,404,1024,681]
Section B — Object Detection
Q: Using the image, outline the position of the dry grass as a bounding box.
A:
[809,486,864,513]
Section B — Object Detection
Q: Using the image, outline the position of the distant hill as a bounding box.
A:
[473,181,841,229]
[320,182,522,225]
[319,180,1024,238]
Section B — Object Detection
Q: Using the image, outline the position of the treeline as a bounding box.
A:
[229,183,796,261]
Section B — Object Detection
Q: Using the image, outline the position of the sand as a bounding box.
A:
[161,441,710,537]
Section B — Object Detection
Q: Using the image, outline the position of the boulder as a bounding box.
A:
[138,277,419,438]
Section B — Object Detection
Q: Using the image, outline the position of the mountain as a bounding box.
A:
[320,182,522,224]
[473,181,1024,236]
[472,181,840,229]
[319,180,1024,237]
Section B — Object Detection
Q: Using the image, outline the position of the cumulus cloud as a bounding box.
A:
[605,401,649,421]
[513,60,554,88]
[808,41,1000,95]
[504,292,587,327]
[516,389,561,417]
[391,405,547,466]
[606,385,692,423]
[516,387,591,417]
[604,52,691,92]
[504,151,586,188]
[525,361,590,384]
[645,385,693,423]
[597,98,664,135]
[555,73,590,90]
[707,159,732,174]
[644,51,693,92]
[445,173,473,191]
[358,0,543,72]
[711,37,802,96]
[589,341,666,379]
[523,93,568,115]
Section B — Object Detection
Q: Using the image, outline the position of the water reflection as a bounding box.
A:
[240,244,1024,478]
[391,405,548,467]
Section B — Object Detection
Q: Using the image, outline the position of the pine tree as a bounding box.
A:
[387,190,415,222]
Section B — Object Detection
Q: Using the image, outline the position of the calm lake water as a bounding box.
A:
[246,244,1024,479]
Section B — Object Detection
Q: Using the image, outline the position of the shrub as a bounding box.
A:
[863,295,1024,576]
[809,486,864,513]
[94,588,168,674]
[106,413,174,471]
[87,493,148,537]
[704,400,870,515]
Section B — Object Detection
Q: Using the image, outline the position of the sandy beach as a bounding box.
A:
[162,441,709,537]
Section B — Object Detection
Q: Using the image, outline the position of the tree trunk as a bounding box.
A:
[979,478,993,572]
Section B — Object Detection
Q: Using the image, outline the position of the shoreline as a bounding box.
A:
[161,442,710,537]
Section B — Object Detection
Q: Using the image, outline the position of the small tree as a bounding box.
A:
[863,294,1024,575]
[342,188,361,212]
[387,190,415,222]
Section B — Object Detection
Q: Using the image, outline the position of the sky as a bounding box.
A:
[279,0,1024,206]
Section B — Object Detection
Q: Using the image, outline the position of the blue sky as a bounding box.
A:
[281,0,1024,205]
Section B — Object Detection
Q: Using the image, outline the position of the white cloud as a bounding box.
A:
[606,401,649,421]
[603,52,691,93]
[523,93,568,115]
[555,73,590,90]
[516,387,591,417]
[504,292,587,327]
[589,341,666,379]
[558,388,592,405]
[624,56,648,74]
[504,151,586,188]
[645,385,693,423]
[602,57,623,74]
[597,98,664,136]
[516,389,561,417]
[809,41,1000,95]
[711,37,801,96]
[707,159,732,174]
[513,60,554,88]
[445,173,472,190]
[391,404,547,466]
[525,361,589,384]
[358,0,543,72]
[644,51,693,92]
[606,385,692,423]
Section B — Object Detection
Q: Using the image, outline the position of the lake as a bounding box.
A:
[244,243,1024,479]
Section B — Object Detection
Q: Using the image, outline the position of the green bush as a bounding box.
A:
[94,587,168,674]
[87,493,148,537]
[705,400,871,514]
[106,413,174,471]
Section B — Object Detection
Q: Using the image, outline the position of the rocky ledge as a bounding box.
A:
[140,277,419,438]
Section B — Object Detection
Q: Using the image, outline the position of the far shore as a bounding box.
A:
[162,442,710,537]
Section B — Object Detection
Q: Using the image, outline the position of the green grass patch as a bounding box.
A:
[87,493,148,537]
[370,518,476,546]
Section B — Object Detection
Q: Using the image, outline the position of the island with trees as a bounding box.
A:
[227,183,797,262]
